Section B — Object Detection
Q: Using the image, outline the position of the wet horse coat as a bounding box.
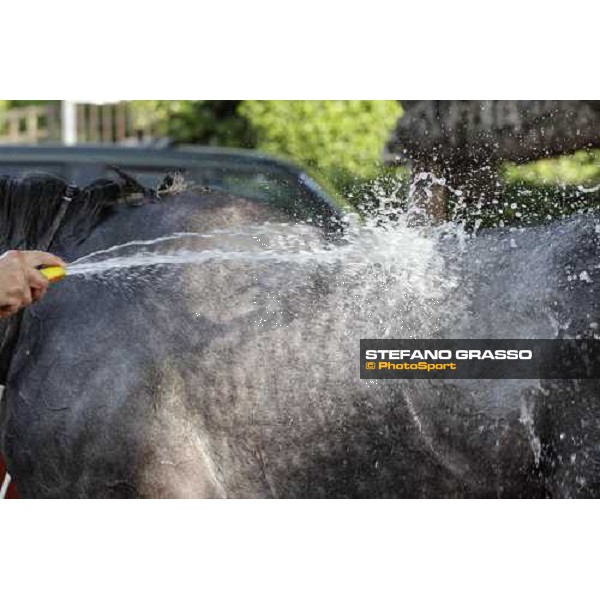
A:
[0,175,599,497]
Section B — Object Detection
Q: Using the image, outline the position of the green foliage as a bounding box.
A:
[238,100,402,188]
[504,149,600,186]
[447,182,600,231]
[475,151,600,228]
[131,100,254,147]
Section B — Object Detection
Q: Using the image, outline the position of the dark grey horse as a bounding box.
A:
[1,174,598,497]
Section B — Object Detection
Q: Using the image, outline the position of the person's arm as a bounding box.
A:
[0,250,65,319]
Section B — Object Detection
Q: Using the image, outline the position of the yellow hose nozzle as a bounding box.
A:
[39,265,67,283]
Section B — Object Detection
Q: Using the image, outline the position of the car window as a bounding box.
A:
[198,166,336,224]
[208,168,301,201]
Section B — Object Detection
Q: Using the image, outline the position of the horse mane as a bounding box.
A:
[0,170,178,252]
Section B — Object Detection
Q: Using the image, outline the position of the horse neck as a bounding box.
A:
[0,187,78,387]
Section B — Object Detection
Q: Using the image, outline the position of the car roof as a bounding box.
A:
[0,144,304,172]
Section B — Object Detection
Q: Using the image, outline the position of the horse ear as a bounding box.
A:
[157,170,187,196]
[158,173,174,193]
[108,165,152,198]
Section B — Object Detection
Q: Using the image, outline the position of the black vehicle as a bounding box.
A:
[0,144,353,232]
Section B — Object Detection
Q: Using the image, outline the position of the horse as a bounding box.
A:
[0,172,598,498]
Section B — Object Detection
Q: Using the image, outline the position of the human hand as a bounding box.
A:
[0,250,65,318]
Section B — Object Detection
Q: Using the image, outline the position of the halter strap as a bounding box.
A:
[38,184,79,251]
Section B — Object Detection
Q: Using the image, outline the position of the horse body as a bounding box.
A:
[1,177,599,497]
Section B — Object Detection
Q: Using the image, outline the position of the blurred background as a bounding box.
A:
[1,100,599,227]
